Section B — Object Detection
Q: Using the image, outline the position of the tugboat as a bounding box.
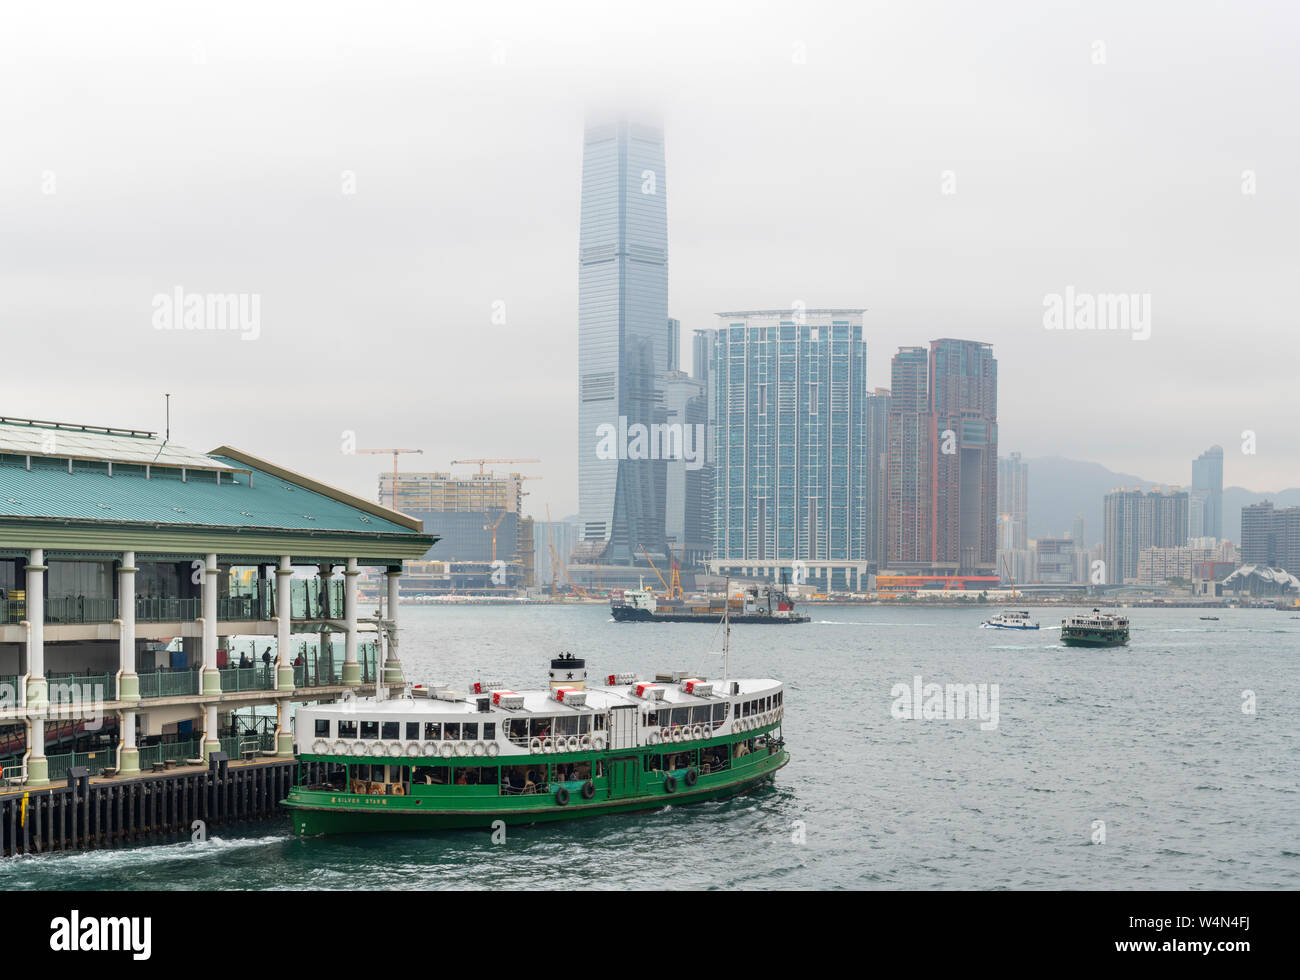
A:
[980,610,1040,630]
[610,583,809,624]
[1060,609,1130,647]
[284,597,788,835]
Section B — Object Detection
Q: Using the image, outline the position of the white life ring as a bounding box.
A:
[333,740,347,754]
[439,742,454,759]
[312,739,328,754]
[486,742,500,758]
[352,741,367,755]
[693,724,704,739]
[406,743,420,758]
[736,719,747,733]
[529,737,542,753]
[567,735,580,752]
[660,727,671,741]
[472,741,486,757]
[580,734,593,750]
[542,737,554,754]
[388,742,403,757]
[454,741,470,757]
[591,734,606,751]
[422,742,437,757]
[370,742,386,757]
[671,729,683,743]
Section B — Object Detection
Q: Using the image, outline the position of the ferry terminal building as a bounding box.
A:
[0,416,434,787]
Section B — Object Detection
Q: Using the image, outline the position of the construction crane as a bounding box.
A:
[639,545,671,596]
[450,457,540,476]
[667,542,683,600]
[484,510,507,563]
[359,448,424,506]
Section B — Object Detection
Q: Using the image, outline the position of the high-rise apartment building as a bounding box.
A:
[884,339,998,577]
[707,310,869,590]
[575,118,670,565]
[998,452,1029,552]
[662,370,710,565]
[1103,487,1189,585]
[864,388,892,571]
[1240,501,1300,575]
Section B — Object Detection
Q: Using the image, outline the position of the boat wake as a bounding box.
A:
[0,832,290,877]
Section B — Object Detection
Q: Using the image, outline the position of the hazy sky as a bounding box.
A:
[3,0,1297,521]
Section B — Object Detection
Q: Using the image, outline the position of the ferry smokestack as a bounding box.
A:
[549,652,586,690]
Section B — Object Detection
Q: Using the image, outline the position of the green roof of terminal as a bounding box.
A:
[0,418,434,560]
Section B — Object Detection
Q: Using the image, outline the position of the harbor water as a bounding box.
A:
[3,604,1297,889]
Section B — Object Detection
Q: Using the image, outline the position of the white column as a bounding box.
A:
[118,551,140,703]
[119,709,139,775]
[203,702,219,761]
[341,558,360,685]
[384,567,404,684]
[25,716,47,786]
[275,697,293,757]
[275,555,295,691]
[24,548,47,708]
[200,554,221,696]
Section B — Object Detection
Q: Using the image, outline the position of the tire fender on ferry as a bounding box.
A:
[663,774,678,793]
[555,785,570,806]
[684,767,699,787]
[581,779,596,800]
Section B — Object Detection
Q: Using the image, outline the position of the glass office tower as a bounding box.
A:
[575,118,669,564]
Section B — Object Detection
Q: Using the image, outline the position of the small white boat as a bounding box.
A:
[980,610,1040,630]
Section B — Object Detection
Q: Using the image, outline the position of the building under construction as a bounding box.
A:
[381,469,536,593]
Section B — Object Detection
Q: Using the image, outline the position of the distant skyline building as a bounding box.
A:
[1034,537,1076,584]
[667,317,681,373]
[692,327,712,384]
[998,452,1030,553]
[575,117,670,565]
[707,310,869,590]
[1240,501,1300,575]
[885,339,998,578]
[661,369,710,566]
[1192,445,1224,541]
[1103,487,1190,585]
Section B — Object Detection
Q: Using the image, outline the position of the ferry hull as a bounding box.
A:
[610,606,809,625]
[285,749,789,836]
[1060,629,1129,647]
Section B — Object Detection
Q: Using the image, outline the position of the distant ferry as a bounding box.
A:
[283,655,788,835]
[1060,609,1130,647]
[980,610,1040,630]
[610,584,810,624]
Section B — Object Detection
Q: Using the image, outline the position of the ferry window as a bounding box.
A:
[444,722,461,740]
[501,765,542,795]
[645,711,658,727]
[594,760,605,778]
[691,706,711,726]
[413,765,446,785]
[644,754,660,772]
[388,766,408,787]
[462,722,478,740]
[506,719,528,745]
[338,720,357,738]
[594,714,606,731]
[530,717,553,739]
[406,722,420,740]
[424,722,440,740]
[381,722,399,740]
[776,692,782,706]
[483,722,495,740]
[701,745,727,773]
[314,719,330,737]
[712,703,727,724]
[554,760,587,782]
[671,707,690,728]
[555,715,578,737]
[361,721,379,739]
[578,716,590,735]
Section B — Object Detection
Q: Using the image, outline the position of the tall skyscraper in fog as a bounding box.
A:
[1192,445,1224,540]
[574,118,669,565]
[997,452,1029,552]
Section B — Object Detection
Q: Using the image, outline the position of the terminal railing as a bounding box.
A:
[218,665,277,693]
[138,738,201,768]
[138,668,201,699]
[45,671,117,704]
[0,597,24,625]
[44,596,118,624]
[135,596,201,623]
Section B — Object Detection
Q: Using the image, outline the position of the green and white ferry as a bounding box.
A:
[283,652,788,835]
